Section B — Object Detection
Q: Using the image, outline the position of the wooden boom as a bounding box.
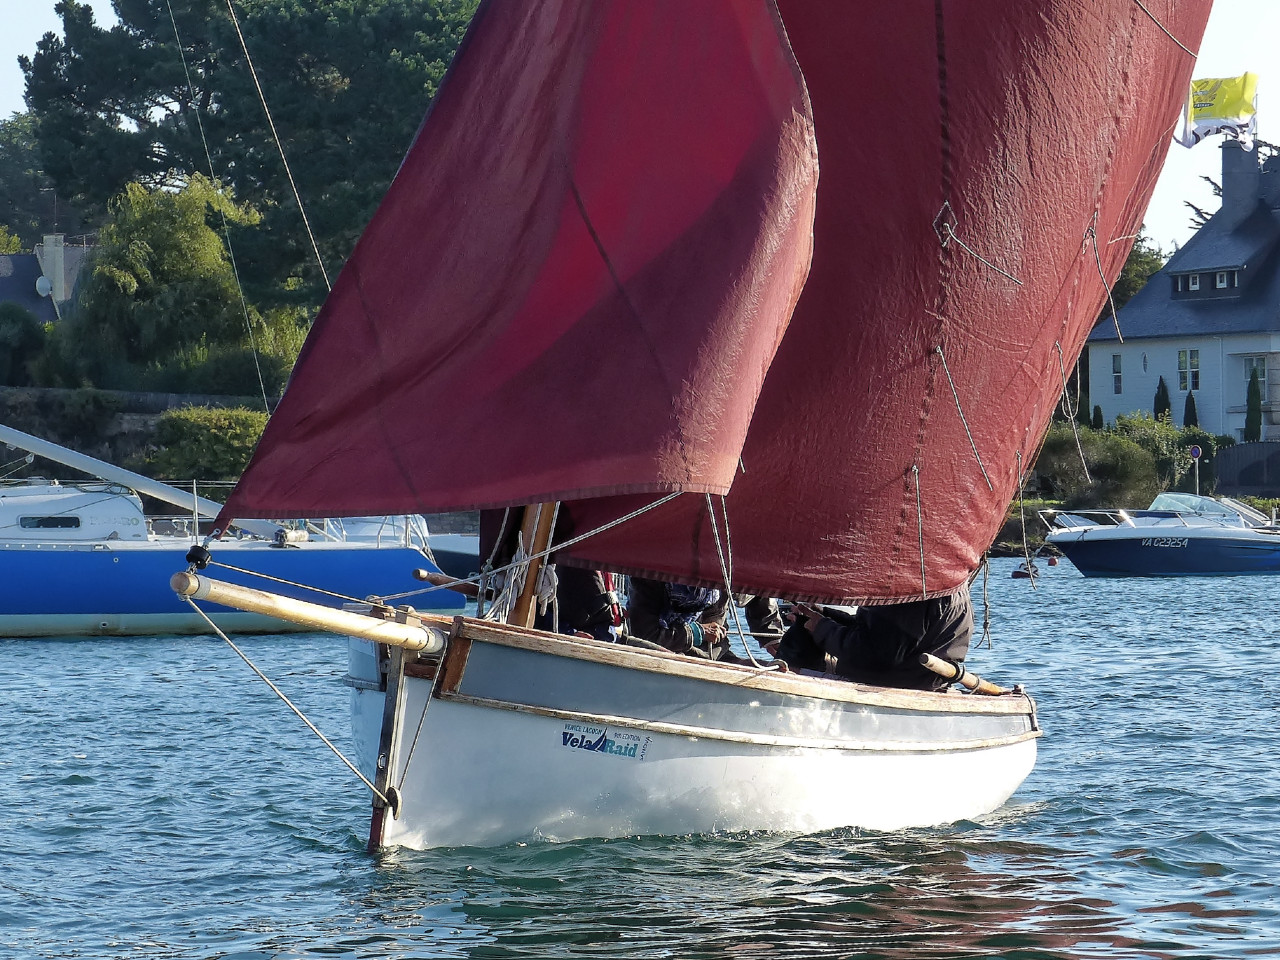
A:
[170,572,449,652]
[919,653,1011,696]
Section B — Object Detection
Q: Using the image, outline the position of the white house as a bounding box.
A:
[1090,140,1280,439]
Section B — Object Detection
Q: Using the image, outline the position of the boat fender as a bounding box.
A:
[186,544,211,569]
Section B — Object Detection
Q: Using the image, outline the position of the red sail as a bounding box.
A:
[558,0,1212,602]
[222,0,1211,605]
[219,0,816,525]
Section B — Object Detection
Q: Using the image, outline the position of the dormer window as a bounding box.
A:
[1216,271,1228,289]
[1188,274,1200,291]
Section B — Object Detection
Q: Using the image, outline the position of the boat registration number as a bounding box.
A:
[1140,537,1189,548]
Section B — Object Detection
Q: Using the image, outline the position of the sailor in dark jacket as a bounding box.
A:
[625,577,731,659]
[771,584,973,691]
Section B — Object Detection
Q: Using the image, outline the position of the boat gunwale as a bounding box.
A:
[432,688,1042,753]
[449,616,1036,717]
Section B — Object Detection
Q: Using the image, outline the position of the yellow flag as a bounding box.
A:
[1176,72,1259,148]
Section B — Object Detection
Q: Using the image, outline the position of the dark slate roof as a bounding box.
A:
[1163,202,1280,272]
[0,254,57,324]
[1091,200,1280,343]
[0,246,91,324]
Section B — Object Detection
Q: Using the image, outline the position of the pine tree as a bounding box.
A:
[1154,376,1172,421]
[1092,405,1104,430]
[1246,368,1263,442]
[1183,391,1199,428]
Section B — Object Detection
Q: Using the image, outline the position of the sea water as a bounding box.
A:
[2,557,1278,959]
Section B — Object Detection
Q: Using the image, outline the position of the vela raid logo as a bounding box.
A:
[560,722,649,760]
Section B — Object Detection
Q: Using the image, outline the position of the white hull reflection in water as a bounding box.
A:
[347,624,1039,849]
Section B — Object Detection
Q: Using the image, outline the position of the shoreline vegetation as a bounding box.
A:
[9,385,1277,560]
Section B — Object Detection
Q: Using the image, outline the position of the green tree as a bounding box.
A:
[1245,367,1263,442]
[1183,390,1198,428]
[1114,411,1187,489]
[21,0,478,310]
[0,111,92,248]
[1091,405,1104,430]
[1035,423,1160,508]
[60,175,259,382]
[1176,427,1218,494]
[0,225,21,254]
[0,303,46,385]
[1154,376,1172,421]
[142,406,269,481]
[1108,234,1166,314]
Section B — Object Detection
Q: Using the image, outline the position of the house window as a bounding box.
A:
[1112,353,1122,395]
[1189,274,1201,291]
[1216,271,1228,289]
[1178,349,1200,391]
[1246,355,1267,394]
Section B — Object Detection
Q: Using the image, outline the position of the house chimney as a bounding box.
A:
[37,234,66,302]
[1219,140,1261,228]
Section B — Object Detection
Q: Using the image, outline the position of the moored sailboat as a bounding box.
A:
[174,0,1212,848]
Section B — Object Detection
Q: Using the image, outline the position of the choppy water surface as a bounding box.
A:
[3,558,1279,958]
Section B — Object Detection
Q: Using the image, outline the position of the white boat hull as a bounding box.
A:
[348,619,1039,849]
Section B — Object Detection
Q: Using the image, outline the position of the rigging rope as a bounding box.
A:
[1086,222,1124,343]
[980,555,992,648]
[1131,0,1197,58]
[933,202,1023,285]
[0,453,34,481]
[912,464,927,600]
[181,596,392,806]
[703,493,776,672]
[935,345,993,490]
[164,0,271,413]
[379,491,684,604]
[1015,450,1038,591]
[223,0,332,293]
[1055,341,1093,483]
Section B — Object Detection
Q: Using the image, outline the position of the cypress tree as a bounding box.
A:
[1246,368,1263,442]
[1183,391,1199,428]
[1092,405,1104,430]
[1154,376,1172,421]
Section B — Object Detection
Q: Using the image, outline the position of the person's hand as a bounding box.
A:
[792,603,824,632]
[701,620,726,644]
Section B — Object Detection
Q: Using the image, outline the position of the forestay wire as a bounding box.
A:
[181,596,392,806]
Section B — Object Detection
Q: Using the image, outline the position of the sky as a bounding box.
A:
[0,1,1275,254]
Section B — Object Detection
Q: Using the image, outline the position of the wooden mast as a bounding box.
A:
[510,502,557,627]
